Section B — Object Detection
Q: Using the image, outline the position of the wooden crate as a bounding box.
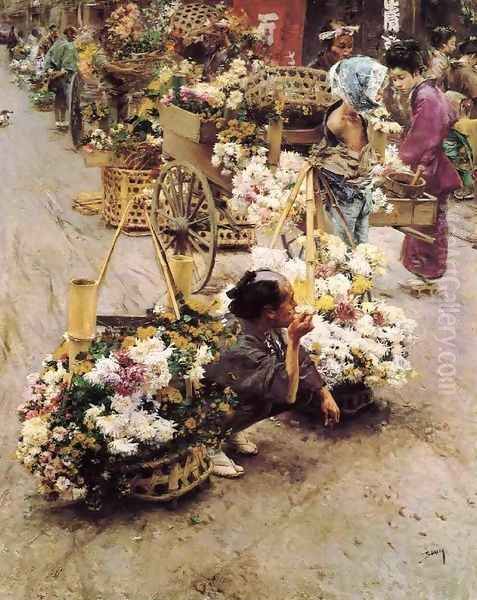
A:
[82,149,113,168]
[370,194,437,227]
[159,104,218,145]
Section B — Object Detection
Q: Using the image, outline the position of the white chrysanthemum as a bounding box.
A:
[251,246,288,272]
[282,258,307,284]
[95,414,129,439]
[108,438,139,456]
[152,416,176,444]
[327,273,352,297]
[55,476,72,492]
[110,393,141,415]
[20,416,49,448]
[348,253,372,277]
[83,403,105,429]
[324,234,348,262]
[85,357,121,387]
[226,89,244,110]
[355,315,377,338]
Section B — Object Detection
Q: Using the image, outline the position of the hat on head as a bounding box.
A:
[459,37,477,55]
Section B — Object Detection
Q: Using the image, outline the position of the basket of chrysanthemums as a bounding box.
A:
[251,234,418,415]
[17,300,238,510]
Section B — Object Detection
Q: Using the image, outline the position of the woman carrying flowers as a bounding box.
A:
[205,270,340,478]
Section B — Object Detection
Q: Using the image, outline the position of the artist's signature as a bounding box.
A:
[420,546,446,565]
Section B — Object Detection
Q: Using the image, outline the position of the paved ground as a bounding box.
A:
[1,48,477,600]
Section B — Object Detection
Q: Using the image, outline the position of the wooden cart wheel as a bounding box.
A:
[69,72,83,149]
[152,161,218,293]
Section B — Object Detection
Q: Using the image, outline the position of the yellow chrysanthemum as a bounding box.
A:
[351,275,373,295]
[121,336,137,350]
[314,294,335,312]
[137,326,157,340]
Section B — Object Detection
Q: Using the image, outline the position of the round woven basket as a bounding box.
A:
[114,444,212,502]
[102,167,155,232]
[171,1,222,41]
[244,66,333,112]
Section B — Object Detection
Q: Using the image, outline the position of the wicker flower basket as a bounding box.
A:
[332,383,374,416]
[171,1,222,41]
[114,444,212,502]
[244,66,332,145]
[102,167,155,232]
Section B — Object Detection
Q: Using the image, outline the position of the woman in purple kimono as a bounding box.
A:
[385,40,461,281]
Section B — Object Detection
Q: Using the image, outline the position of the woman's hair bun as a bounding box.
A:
[226,270,257,300]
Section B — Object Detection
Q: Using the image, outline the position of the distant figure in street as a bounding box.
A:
[308,19,357,71]
[44,26,78,129]
[428,26,457,89]
[447,37,477,116]
[7,26,17,59]
[386,39,461,282]
[39,24,59,58]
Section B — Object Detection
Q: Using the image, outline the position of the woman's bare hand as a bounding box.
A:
[287,313,314,344]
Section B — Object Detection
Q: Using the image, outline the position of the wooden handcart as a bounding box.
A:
[152,66,332,293]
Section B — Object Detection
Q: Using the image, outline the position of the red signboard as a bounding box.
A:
[233,0,307,65]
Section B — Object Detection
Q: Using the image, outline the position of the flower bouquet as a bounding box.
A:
[30,89,55,112]
[251,235,417,401]
[17,302,238,509]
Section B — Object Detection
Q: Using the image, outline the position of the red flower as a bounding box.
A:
[334,302,358,323]
[372,311,386,326]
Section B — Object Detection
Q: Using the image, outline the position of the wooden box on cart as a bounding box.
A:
[369,194,437,227]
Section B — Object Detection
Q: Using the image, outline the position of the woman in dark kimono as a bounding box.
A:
[385,40,461,281]
[205,270,340,478]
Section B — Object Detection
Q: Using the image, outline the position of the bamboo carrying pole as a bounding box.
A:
[144,210,181,320]
[305,168,316,304]
[270,163,310,249]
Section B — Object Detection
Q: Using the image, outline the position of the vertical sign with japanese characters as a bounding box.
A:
[383,0,400,49]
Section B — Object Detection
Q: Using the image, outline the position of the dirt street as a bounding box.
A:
[1,48,477,600]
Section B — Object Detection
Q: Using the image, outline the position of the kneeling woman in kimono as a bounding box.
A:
[385,40,461,281]
[205,270,340,478]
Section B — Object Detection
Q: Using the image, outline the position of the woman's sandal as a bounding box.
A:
[210,450,244,478]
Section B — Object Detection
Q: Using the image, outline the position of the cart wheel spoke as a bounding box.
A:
[188,192,208,222]
[185,174,196,216]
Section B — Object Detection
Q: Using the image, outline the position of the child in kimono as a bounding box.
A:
[205,270,340,478]
[443,91,475,200]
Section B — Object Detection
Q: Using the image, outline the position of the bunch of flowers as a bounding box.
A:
[82,101,110,124]
[368,106,402,135]
[83,128,113,151]
[161,58,249,120]
[251,234,416,389]
[29,89,55,110]
[212,119,265,176]
[229,151,306,226]
[105,3,144,57]
[17,303,238,508]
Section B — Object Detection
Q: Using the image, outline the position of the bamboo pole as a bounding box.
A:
[267,118,284,168]
[96,197,134,287]
[144,210,181,320]
[270,163,310,249]
[67,278,98,375]
[305,168,316,304]
[169,255,193,303]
